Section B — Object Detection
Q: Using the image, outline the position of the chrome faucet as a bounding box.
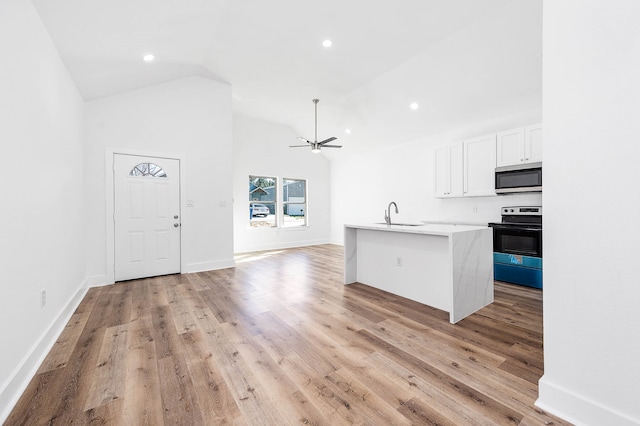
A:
[385,201,399,225]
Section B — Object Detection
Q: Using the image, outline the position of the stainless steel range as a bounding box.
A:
[488,206,542,289]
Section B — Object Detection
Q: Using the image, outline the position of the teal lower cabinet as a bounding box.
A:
[493,252,542,289]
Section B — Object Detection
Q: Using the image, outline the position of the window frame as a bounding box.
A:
[282,177,307,228]
[248,175,309,229]
[249,175,278,229]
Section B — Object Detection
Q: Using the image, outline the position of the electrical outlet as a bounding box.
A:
[472,206,478,214]
[396,256,403,267]
[41,289,46,307]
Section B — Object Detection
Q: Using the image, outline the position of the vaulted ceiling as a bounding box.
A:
[31,0,541,155]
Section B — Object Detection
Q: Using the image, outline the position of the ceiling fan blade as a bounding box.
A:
[318,136,337,145]
[289,99,341,154]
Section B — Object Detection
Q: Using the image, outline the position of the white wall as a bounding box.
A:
[84,76,234,284]
[537,1,640,424]
[0,0,85,420]
[329,0,543,244]
[233,115,331,253]
[330,120,543,245]
[330,0,542,154]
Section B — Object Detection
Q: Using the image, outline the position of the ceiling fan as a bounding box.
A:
[290,99,342,153]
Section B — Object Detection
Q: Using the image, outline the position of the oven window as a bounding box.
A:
[494,228,542,257]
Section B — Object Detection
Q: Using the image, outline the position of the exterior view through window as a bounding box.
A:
[129,162,167,177]
[249,176,307,228]
[283,178,306,227]
[249,176,276,228]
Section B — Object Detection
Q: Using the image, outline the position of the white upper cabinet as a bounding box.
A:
[496,123,542,167]
[496,128,525,167]
[435,136,495,199]
[464,134,496,197]
[434,123,540,198]
[434,142,463,198]
[524,123,543,164]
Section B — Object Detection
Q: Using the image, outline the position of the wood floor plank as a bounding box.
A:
[397,397,458,426]
[180,329,243,424]
[166,283,200,334]
[156,354,205,426]
[6,245,572,426]
[83,398,124,425]
[185,271,211,291]
[101,282,133,329]
[356,329,525,425]
[272,304,375,369]
[325,367,414,425]
[220,324,327,425]
[148,275,171,309]
[122,341,165,426]
[208,323,288,425]
[84,323,129,411]
[375,317,507,369]
[364,350,482,425]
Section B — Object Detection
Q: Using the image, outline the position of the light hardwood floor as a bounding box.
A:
[5,244,570,425]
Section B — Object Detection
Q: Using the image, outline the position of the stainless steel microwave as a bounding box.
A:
[495,162,542,194]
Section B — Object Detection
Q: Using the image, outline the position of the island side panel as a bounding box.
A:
[344,226,358,284]
[355,229,451,312]
[449,228,494,323]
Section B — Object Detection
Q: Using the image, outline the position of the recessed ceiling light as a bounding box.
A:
[345,128,352,134]
[142,54,155,62]
[410,102,419,110]
[322,40,332,48]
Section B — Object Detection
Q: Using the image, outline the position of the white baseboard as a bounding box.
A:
[537,375,640,426]
[329,238,344,247]
[0,279,88,424]
[234,239,331,254]
[86,263,238,285]
[85,274,112,287]
[185,258,236,273]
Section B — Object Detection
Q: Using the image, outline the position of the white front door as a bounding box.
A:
[114,154,181,281]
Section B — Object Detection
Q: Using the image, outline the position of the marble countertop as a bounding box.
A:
[344,223,490,236]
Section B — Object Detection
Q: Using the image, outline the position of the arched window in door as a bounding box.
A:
[129,162,167,178]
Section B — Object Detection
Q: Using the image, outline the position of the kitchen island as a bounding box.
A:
[344,223,493,323]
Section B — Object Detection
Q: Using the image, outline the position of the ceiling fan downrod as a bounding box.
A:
[313,99,319,142]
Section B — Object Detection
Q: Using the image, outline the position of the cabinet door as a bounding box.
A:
[525,123,543,163]
[434,146,450,197]
[434,143,463,198]
[496,128,525,167]
[449,142,464,197]
[464,134,496,196]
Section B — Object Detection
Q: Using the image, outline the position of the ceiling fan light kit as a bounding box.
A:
[290,99,342,153]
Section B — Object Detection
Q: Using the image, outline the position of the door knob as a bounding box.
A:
[174,223,179,228]
[174,215,179,219]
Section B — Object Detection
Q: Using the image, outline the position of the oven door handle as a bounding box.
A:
[489,224,542,232]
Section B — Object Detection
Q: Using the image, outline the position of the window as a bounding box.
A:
[283,178,307,227]
[248,176,308,228]
[249,176,276,228]
[129,162,167,177]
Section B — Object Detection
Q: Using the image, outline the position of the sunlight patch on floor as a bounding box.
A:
[234,250,285,263]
